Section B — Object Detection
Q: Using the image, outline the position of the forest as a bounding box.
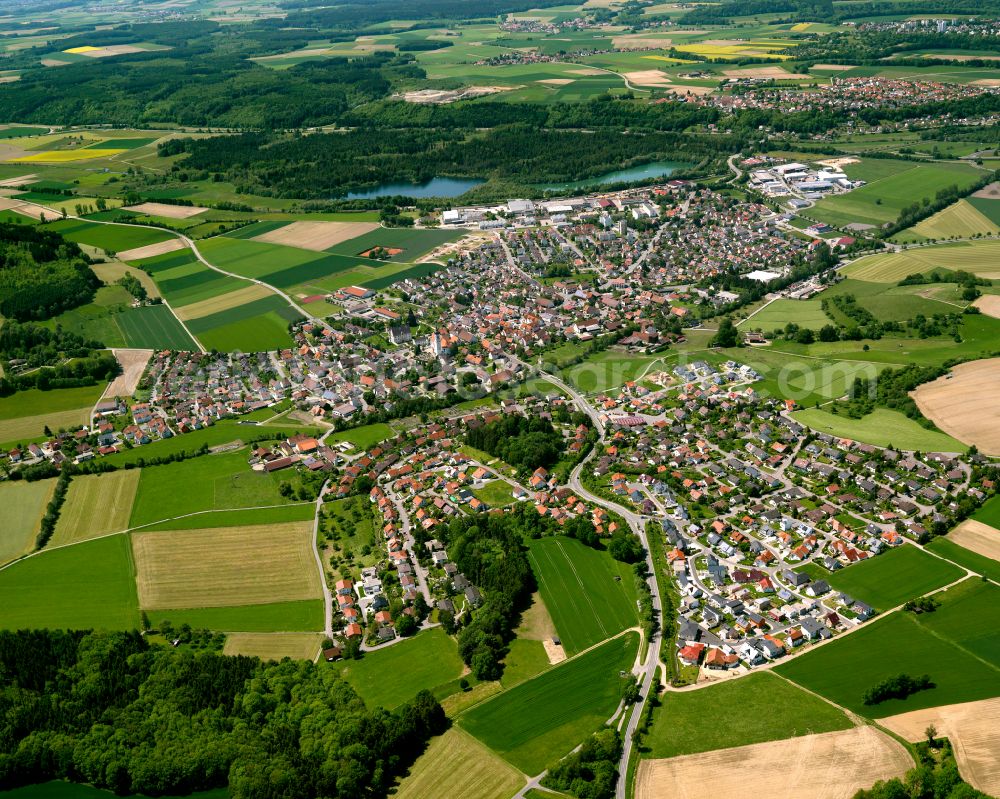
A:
[0,629,446,798]
[0,222,101,322]
[465,413,565,472]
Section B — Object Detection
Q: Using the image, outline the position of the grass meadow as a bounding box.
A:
[644,671,852,758]
[926,537,1000,583]
[139,503,316,532]
[527,536,638,655]
[792,408,965,452]
[0,383,106,445]
[47,218,175,252]
[777,592,1000,716]
[0,479,56,564]
[816,545,965,611]
[146,599,323,632]
[0,534,140,630]
[51,469,141,546]
[739,298,834,331]
[459,632,639,775]
[339,627,466,710]
[393,728,525,799]
[116,304,197,349]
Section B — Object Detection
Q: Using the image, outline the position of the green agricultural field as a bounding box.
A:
[51,470,141,546]
[776,600,1000,716]
[967,196,1000,226]
[139,504,315,532]
[915,578,1000,665]
[339,628,466,710]
[792,408,965,452]
[459,632,639,775]
[0,479,56,564]
[501,638,552,688]
[644,671,852,758]
[328,227,459,261]
[194,312,297,352]
[527,536,638,655]
[359,261,444,290]
[46,219,175,253]
[809,160,981,229]
[739,298,834,331]
[145,599,323,632]
[972,494,1000,529]
[38,285,130,347]
[926,537,1000,583]
[0,534,140,630]
[0,126,48,139]
[817,278,965,323]
[115,304,197,349]
[817,545,965,611]
[896,198,1000,243]
[393,728,525,799]
[139,253,249,308]
[128,449,302,527]
[842,240,1000,283]
[0,383,106,445]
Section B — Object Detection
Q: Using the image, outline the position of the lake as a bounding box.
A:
[343,176,484,200]
[0,783,227,799]
[536,161,689,192]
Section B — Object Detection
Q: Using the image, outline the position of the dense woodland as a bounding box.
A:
[0,222,100,322]
[0,630,446,798]
[466,413,565,472]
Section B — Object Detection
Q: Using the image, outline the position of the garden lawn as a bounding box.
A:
[473,479,515,509]
[128,449,300,526]
[0,534,140,630]
[339,627,465,710]
[643,671,852,758]
[0,479,56,564]
[459,632,639,775]
[527,536,638,655]
[776,604,1000,716]
[814,545,965,611]
[145,599,322,632]
[792,408,965,452]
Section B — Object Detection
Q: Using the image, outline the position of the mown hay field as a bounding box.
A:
[51,470,142,546]
[843,241,1000,282]
[132,521,321,610]
[222,632,324,660]
[0,479,56,564]
[394,728,525,799]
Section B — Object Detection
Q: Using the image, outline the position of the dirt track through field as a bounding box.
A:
[948,519,1000,561]
[636,726,911,799]
[118,238,185,261]
[254,221,379,251]
[132,521,321,609]
[103,349,153,397]
[880,698,1000,797]
[911,358,1000,455]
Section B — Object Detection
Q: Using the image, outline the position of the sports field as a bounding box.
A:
[526,536,638,655]
[115,304,197,350]
[132,521,322,610]
[394,728,525,799]
[813,544,965,611]
[129,449,296,526]
[459,632,639,775]
[739,299,833,331]
[339,627,466,709]
[50,470,141,546]
[777,597,1000,716]
[792,408,965,452]
[843,240,1000,282]
[146,599,322,632]
[222,632,323,660]
[0,479,56,564]
[644,672,852,758]
[0,534,140,630]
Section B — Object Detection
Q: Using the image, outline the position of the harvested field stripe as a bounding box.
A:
[51,470,142,547]
[173,283,275,321]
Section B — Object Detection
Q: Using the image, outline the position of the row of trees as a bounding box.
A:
[0,629,446,797]
[863,673,934,705]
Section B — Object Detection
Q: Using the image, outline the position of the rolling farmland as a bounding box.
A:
[0,479,56,564]
[842,240,1000,282]
[51,470,141,546]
